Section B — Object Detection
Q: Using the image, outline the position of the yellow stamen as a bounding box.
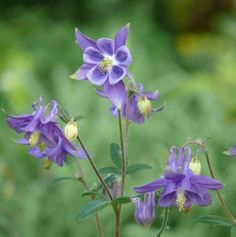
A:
[176,189,186,211]
[99,57,113,72]
[189,157,201,175]
[29,132,41,147]
[137,96,152,117]
[43,158,52,170]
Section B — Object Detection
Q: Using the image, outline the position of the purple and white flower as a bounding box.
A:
[71,24,132,86]
[132,191,156,227]
[134,146,224,210]
[97,82,160,124]
[6,97,85,167]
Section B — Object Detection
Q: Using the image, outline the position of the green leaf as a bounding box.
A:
[76,199,109,221]
[109,143,122,168]
[231,226,236,237]
[99,166,120,175]
[81,191,105,199]
[126,163,152,174]
[196,215,232,227]
[51,176,78,185]
[97,174,118,190]
[112,196,131,206]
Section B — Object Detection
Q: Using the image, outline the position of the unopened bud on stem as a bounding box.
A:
[64,122,78,141]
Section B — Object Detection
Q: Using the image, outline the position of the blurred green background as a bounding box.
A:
[1,0,236,236]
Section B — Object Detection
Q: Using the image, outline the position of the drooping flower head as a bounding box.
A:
[71,24,132,86]
[6,97,85,167]
[132,191,156,227]
[97,81,161,124]
[134,146,224,210]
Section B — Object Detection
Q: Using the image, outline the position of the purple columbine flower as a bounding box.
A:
[132,191,156,227]
[134,146,224,210]
[97,82,161,124]
[6,97,85,167]
[71,24,132,86]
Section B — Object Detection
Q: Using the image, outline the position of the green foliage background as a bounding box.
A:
[1,0,236,236]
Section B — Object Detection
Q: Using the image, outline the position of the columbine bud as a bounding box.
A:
[132,192,156,227]
[137,96,152,117]
[189,157,201,175]
[64,122,78,141]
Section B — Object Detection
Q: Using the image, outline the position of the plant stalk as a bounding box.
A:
[156,208,169,237]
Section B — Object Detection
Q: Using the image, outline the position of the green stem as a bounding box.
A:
[156,208,169,237]
[183,140,236,225]
[58,105,114,202]
[118,110,126,195]
[114,209,121,237]
[58,106,104,236]
[76,135,114,202]
[75,156,104,237]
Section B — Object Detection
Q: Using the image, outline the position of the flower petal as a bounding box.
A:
[86,66,108,86]
[83,47,104,64]
[158,192,176,207]
[134,178,167,193]
[71,64,94,80]
[6,114,33,133]
[144,91,159,101]
[41,100,58,124]
[115,24,129,50]
[97,38,115,56]
[28,146,45,158]
[109,65,126,85]
[190,175,224,190]
[229,144,236,157]
[115,46,132,66]
[104,80,127,110]
[75,28,97,50]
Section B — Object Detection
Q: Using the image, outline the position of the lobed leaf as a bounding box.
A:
[99,166,120,175]
[196,215,232,227]
[126,163,152,174]
[76,199,109,221]
[109,143,122,168]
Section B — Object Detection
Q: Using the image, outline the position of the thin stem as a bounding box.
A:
[58,105,104,236]
[59,105,113,201]
[75,159,103,237]
[183,140,236,225]
[156,208,169,237]
[118,110,126,195]
[76,135,114,202]
[115,209,121,237]
[204,152,236,224]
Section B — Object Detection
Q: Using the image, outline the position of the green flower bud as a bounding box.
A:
[137,96,152,117]
[189,157,201,175]
[64,122,78,141]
